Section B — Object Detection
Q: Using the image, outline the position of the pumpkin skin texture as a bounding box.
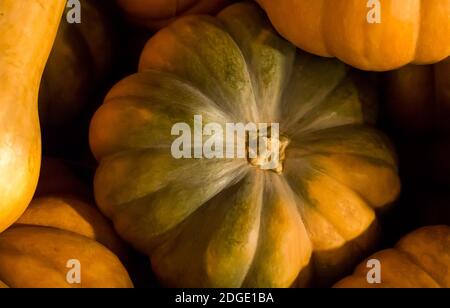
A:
[117,0,230,29]
[0,1,66,233]
[0,196,133,288]
[334,226,450,288]
[384,57,450,135]
[39,0,114,128]
[256,0,450,71]
[90,3,400,287]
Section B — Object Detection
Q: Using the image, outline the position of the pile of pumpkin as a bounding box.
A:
[0,0,448,288]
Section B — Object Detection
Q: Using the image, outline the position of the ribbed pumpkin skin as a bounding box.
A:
[256,0,450,71]
[0,0,66,233]
[117,0,230,29]
[39,0,114,127]
[0,196,133,288]
[334,226,450,288]
[384,57,450,134]
[90,3,400,287]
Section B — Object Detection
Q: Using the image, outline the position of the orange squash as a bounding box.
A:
[256,0,450,71]
[117,0,230,29]
[0,0,66,233]
[90,3,400,287]
[0,195,132,288]
[334,226,450,288]
[39,0,115,128]
[384,57,450,134]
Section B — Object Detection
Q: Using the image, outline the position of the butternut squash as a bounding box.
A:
[0,0,66,232]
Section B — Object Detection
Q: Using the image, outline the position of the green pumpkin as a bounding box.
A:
[90,2,400,287]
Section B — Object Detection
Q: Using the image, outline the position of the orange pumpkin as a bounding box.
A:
[0,195,132,288]
[117,0,230,29]
[256,0,450,71]
[334,226,450,288]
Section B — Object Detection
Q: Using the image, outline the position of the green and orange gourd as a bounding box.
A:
[90,3,400,287]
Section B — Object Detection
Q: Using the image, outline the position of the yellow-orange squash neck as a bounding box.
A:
[0,0,66,232]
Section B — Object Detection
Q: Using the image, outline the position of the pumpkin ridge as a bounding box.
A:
[395,246,444,288]
[289,125,397,166]
[300,156,383,210]
[285,151,399,211]
[218,27,260,123]
[299,201,347,246]
[217,2,295,122]
[148,170,262,287]
[206,170,264,287]
[0,227,73,279]
[367,248,443,288]
[97,151,246,207]
[0,248,69,288]
[105,70,229,121]
[15,196,127,259]
[276,172,310,231]
[319,0,333,57]
[240,172,310,287]
[139,15,259,122]
[414,0,450,64]
[335,226,449,288]
[285,75,364,136]
[296,174,374,243]
[279,53,348,131]
[282,79,348,134]
[213,16,262,122]
[286,150,396,170]
[91,70,232,159]
[283,156,378,251]
[102,159,250,251]
[0,225,132,288]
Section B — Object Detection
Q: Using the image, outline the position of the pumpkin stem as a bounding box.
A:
[246,125,289,174]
